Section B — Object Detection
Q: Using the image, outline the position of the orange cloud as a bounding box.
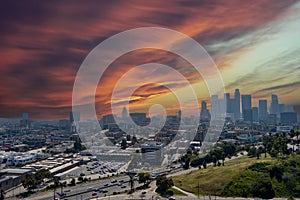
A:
[0,0,297,118]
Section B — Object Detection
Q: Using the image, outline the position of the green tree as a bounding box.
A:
[156,175,174,196]
[54,178,60,188]
[138,172,151,187]
[181,155,190,170]
[203,161,207,169]
[126,134,131,141]
[221,152,226,166]
[70,178,76,186]
[22,177,38,192]
[35,169,52,183]
[263,135,272,157]
[78,176,83,182]
[212,155,217,167]
[250,175,275,199]
[248,147,257,158]
[121,138,127,149]
[132,136,138,144]
[256,151,260,159]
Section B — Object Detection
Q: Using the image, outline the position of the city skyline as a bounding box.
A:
[1,1,300,119]
[1,91,297,121]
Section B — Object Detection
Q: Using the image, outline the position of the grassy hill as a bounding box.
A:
[173,153,300,198]
[172,155,274,196]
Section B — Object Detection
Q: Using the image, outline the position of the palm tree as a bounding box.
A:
[128,174,135,193]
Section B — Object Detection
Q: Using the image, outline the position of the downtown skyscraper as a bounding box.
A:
[242,94,252,122]
[270,94,279,116]
[234,89,241,120]
[259,99,268,122]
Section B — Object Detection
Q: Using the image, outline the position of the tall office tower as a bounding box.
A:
[259,100,268,122]
[243,109,253,123]
[200,101,211,122]
[70,111,80,123]
[242,95,252,121]
[22,112,28,120]
[211,95,219,118]
[252,107,259,122]
[178,110,182,122]
[70,111,80,133]
[122,107,128,119]
[270,94,279,115]
[21,112,29,127]
[219,98,226,115]
[234,89,241,120]
[224,93,231,113]
[241,95,252,112]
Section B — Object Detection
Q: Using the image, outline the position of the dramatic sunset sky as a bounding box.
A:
[0,0,300,119]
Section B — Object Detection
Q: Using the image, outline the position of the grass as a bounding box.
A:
[172,155,274,196]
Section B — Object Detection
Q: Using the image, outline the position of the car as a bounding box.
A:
[86,187,93,191]
[111,179,117,183]
[119,179,124,183]
[99,189,108,193]
[120,185,127,188]
[104,183,111,187]
[111,168,117,172]
[92,192,97,196]
[141,191,147,195]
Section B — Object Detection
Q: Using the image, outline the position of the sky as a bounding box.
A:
[0,0,300,119]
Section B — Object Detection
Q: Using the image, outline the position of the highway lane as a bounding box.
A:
[32,176,140,200]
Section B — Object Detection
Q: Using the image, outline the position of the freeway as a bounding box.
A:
[27,176,141,200]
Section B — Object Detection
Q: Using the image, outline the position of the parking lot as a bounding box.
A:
[54,160,127,180]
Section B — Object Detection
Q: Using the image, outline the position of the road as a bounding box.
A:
[26,176,141,200]
[7,152,249,200]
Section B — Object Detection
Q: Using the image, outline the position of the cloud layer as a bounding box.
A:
[0,0,299,119]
